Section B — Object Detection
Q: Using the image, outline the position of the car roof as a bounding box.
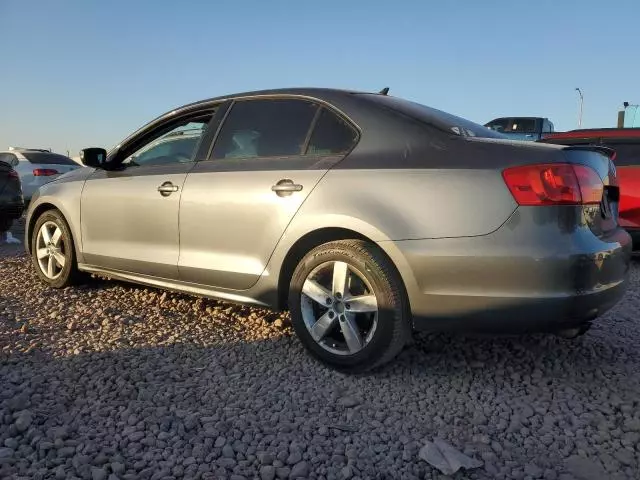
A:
[111,88,382,154]
[541,128,640,141]
[169,87,365,116]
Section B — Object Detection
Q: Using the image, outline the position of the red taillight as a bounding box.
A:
[502,163,603,206]
[33,168,59,176]
[8,169,19,179]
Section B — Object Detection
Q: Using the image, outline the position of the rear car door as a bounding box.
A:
[178,97,359,290]
[80,110,215,279]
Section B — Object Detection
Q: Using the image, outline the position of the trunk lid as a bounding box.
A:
[561,145,620,235]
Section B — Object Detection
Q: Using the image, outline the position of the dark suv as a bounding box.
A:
[0,159,24,232]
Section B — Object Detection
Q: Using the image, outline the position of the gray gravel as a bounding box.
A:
[1,226,640,479]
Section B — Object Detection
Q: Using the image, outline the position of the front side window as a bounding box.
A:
[124,121,207,167]
[211,99,318,160]
[306,108,358,155]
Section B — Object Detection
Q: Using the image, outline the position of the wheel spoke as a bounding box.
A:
[41,225,52,244]
[340,313,364,353]
[310,311,337,341]
[345,294,377,313]
[47,256,55,278]
[53,251,66,268]
[51,227,62,246]
[332,261,349,298]
[302,279,331,306]
[36,248,48,259]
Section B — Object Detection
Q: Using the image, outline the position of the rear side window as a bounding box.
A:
[21,151,77,165]
[212,99,318,159]
[306,108,358,155]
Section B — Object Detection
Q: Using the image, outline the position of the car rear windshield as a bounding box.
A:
[21,151,78,165]
[359,94,505,139]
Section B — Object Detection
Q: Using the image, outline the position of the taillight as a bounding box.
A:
[502,163,603,206]
[8,169,19,179]
[33,168,59,176]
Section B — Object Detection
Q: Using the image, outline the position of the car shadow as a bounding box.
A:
[2,263,639,479]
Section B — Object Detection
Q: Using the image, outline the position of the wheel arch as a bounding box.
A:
[26,202,80,258]
[276,226,414,313]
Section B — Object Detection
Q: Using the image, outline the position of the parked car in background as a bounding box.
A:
[0,158,24,232]
[539,128,640,250]
[25,88,631,372]
[485,116,555,141]
[0,148,81,203]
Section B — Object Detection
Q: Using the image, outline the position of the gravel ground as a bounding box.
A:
[1,223,640,480]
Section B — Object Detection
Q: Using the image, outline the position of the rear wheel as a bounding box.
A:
[31,210,80,288]
[289,240,411,373]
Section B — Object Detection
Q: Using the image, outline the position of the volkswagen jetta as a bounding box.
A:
[25,88,632,372]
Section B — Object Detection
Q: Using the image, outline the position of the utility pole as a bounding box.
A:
[575,88,584,128]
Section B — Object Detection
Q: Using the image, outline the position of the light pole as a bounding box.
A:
[575,88,584,128]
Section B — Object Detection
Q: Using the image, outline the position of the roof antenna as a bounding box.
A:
[379,87,389,95]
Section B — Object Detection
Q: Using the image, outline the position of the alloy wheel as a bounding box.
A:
[35,221,67,280]
[300,260,378,356]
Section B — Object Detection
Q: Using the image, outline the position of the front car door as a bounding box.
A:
[178,96,359,290]
[80,108,216,279]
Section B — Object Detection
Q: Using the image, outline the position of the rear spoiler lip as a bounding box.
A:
[561,144,616,160]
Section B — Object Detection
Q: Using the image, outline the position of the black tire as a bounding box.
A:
[31,209,81,288]
[288,239,411,373]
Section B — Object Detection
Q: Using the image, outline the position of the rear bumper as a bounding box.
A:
[387,207,632,334]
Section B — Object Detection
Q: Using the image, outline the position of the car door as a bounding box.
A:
[178,97,359,290]
[80,111,215,279]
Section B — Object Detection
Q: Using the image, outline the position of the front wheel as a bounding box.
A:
[31,210,80,288]
[288,240,411,373]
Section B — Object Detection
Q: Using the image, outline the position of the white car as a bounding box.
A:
[0,148,81,202]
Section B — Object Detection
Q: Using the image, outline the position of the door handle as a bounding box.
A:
[158,181,179,197]
[272,179,303,197]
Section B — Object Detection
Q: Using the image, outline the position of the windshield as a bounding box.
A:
[360,94,505,139]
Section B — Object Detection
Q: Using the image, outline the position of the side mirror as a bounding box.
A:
[80,147,107,168]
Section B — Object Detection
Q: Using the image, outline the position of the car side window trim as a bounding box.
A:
[301,107,323,156]
[105,107,220,171]
[304,107,360,157]
[199,97,360,164]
